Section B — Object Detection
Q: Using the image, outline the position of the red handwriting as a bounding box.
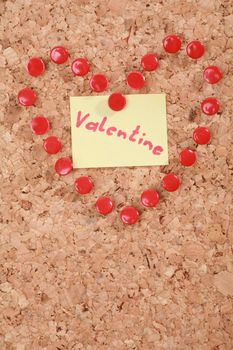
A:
[76,111,164,156]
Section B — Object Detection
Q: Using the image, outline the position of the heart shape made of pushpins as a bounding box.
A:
[18,37,222,225]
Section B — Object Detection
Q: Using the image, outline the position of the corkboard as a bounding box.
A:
[1,0,233,349]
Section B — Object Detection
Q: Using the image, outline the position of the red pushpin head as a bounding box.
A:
[186,40,205,59]
[120,206,139,225]
[18,87,36,106]
[55,157,73,176]
[31,116,50,135]
[193,126,211,145]
[162,173,180,192]
[43,136,62,154]
[203,66,222,84]
[179,148,196,166]
[95,196,114,215]
[141,53,159,71]
[127,71,145,90]
[201,97,220,115]
[163,35,182,53]
[74,176,93,194]
[108,92,126,111]
[50,46,69,64]
[141,189,160,207]
[89,74,108,92]
[71,58,90,76]
[26,57,45,77]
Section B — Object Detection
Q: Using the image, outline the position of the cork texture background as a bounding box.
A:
[1,0,233,349]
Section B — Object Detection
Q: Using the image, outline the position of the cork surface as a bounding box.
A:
[1,0,233,349]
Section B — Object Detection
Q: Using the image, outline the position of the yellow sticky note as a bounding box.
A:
[70,94,168,168]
